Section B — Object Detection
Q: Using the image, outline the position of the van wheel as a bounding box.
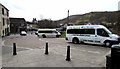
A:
[37,35,40,37]
[56,35,59,38]
[104,41,112,47]
[42,35,46,38]
[72,38,79,44]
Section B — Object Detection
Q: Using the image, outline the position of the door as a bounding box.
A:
[95,28,109,44]
[82,29,96,43]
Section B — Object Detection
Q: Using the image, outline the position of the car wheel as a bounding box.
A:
[104,41,112,47]
[42,35,46,38]
[72,38,79,44]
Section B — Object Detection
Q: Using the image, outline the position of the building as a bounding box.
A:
[0,3,10,37]
[10,18,27,34]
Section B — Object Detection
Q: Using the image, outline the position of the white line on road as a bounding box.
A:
[3,45,34,50]
[87,51,100,54]
[39,38,41,40]
[39,38,46,42]
[16,46,34,50]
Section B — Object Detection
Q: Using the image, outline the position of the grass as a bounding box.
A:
[60,31,66,38]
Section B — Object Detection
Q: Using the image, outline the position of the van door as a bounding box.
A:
[52,31,58,37]
[95,28,109,44]
[46,31,53,37]
[82,29,96,43]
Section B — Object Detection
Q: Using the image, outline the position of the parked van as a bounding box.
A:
[36,29,61,38]
[66,25,120,47]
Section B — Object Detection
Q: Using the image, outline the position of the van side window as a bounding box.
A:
[53,31,58,33]
[67,29,95,34]
[38,31,52,33]
[67,29,79,34]
[84,29,95,34]
[97,29,109,37]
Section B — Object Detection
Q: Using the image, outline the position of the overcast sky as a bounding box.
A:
[0,0,120,21]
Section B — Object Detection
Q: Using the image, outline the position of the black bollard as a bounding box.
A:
[13,43,17,55]
[45,42,49,55]
[111,45,120,69]
[66,46,71,61]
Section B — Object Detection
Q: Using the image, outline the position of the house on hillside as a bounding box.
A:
[10,18,27,34]
[0,3,10,37]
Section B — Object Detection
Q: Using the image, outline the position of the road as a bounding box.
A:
[2,33,111,67]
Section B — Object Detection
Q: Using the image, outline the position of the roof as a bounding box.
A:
[0,3,9,11]
[10,18,26,23]
[67,25,106,29]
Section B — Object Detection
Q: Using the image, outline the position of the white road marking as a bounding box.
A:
[39,38,41,40]
[87,51,100,54]
[39,38,46,42]
[2,40,33,50]
[16,46,34,50]
[3,45,33,50]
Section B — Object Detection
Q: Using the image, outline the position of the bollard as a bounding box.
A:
[45,42,49,55]
[106,54,111,69]
[13,43,17,55]
[111,45,120,69]
[66,46,71,61]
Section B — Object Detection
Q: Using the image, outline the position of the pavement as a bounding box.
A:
[2,45,107,68]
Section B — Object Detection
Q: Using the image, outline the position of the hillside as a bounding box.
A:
[57,11,120,35]
[58,11,119,24]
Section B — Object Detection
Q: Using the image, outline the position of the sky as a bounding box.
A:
[0,0,120,21]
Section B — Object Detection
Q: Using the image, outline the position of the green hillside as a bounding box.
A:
[57,11,120,35]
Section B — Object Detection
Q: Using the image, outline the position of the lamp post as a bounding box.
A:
[67,10,69,25]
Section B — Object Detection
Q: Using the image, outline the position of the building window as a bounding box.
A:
[7,19,10,24]
[2,8,4,15]
[5,28,7,35]
[3,18,5,26]
[7,11,9,16]
[2,30,4,35]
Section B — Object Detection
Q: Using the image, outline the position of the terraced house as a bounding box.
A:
[0,3,10,37]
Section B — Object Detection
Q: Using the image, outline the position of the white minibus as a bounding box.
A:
[36,29,61,38]
[66,25,120,47]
